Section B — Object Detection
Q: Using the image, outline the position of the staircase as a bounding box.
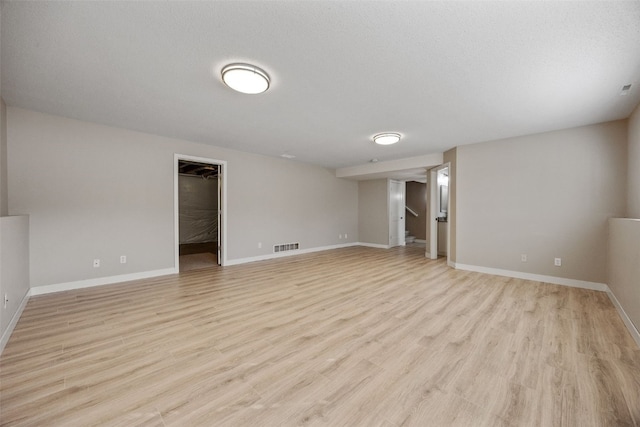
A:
[405,205,418,244]
[405,230,416,244]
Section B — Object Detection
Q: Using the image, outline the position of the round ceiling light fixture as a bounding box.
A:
[373,133,401,145]
[221,63,270,94]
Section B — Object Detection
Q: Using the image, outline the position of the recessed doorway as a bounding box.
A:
[174,154,227,272]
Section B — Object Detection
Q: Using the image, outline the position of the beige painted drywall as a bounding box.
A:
[7,107,358,287]
[437,222,448,256]
[628,103,640,218]
[0,5,5,216]
[0,98,7,217]
[608,218,640,336]
[358,179,389,246]
[405,181,426,240]
[455,120,627,283]
[336,154,442,179]
[443,148,457,262]
[0,215,30,349]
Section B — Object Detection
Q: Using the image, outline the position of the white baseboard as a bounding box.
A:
[5,250,638,355]
[450,262,608,292]
[31,243,368,295]
[0,290,31,354]
[451,262,639,348]
[425,252,444,260]
[357,242,391,250]
[29,268,178,296]
[606,288,640,348]
[414,239,427,244]
[225,243,360,266]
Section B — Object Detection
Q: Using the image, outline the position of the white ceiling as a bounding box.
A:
[2,1,639,170]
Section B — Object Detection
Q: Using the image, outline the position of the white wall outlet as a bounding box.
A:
[120,255,127,264]
[93,259,100,268]
[521,254,527,262]
[258,242,262,249]
[345,233,348,239]
[339,234,342,239]
[4,293,8,309]
[554,258,562,266]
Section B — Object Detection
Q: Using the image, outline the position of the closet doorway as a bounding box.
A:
[174,155,227,271]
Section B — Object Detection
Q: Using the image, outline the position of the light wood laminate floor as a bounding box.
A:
[1,246,639,426]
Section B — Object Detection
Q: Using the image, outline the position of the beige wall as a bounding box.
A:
[455,120,627,284]
[0,5,5,216]
[358,179,388,246]
[437,222,448,256]
[8,107,358,287]
[628,104,640,218]
[405,181,426,240]
[0,98,7,217]
[0,215,30,351]
[608,218,640,342]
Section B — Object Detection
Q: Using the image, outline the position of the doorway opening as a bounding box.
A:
[429,164,450,261]
[388,179,406,247]
[405,180,428,247]
[174,155,227,272]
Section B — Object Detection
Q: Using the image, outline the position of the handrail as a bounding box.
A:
[405,206,419,217]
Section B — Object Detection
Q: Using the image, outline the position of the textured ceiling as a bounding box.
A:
[2,1,640,169]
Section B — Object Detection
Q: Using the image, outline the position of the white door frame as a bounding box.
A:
[428,163,450,261]
[174,154,228,269]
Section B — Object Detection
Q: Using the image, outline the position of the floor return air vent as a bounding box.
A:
[274,242,300,253]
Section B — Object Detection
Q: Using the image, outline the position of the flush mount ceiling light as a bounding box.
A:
[221,63,270,94]
[373,133,401,145]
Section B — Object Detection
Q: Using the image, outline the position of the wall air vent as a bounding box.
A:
[274,242,300,253]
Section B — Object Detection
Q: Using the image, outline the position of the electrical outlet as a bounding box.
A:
[258,242,262,249]
[521,254,527,262]
[4,293,8,309]
[120,255,127,264]
[554,258,562,267]
[345,233,348,239]
[339,234,342,239]
[93,259,100,268]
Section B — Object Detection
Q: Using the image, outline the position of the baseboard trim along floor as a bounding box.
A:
[2,245,637,425]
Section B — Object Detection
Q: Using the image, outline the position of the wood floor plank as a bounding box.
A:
[1,245,638,426]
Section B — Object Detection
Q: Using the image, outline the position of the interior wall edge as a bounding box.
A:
[29,267,178,296]
[0,289,30,355]
[607,217,640,347]
[450,261,608,292]
[606,287,640,348]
